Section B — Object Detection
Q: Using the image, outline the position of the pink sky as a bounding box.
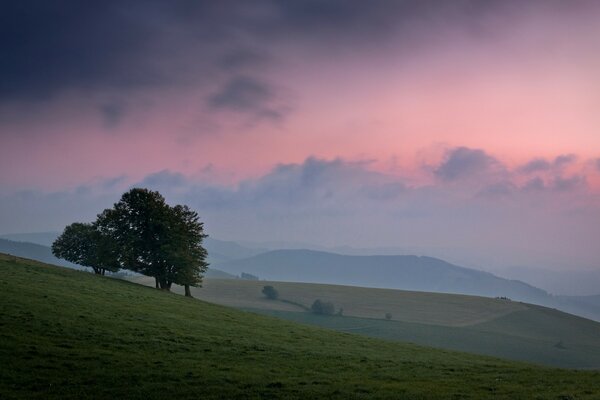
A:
[0,1,599,271]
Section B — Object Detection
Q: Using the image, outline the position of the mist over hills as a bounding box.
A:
[3,231,599,320]
[214,250,550,302]
[212,249,600,322]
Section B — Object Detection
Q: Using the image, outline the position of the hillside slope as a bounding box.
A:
[132,276,600,368]
[2,253,600,399]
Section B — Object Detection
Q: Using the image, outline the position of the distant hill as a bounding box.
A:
[203,237,267,264]
[0,232,59,247]
[214,249,550,303]
[213,249,600,321]
[0,238,80,269]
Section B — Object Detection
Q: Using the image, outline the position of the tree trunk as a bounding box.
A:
[184,284,192,297]
[92,267,101,275]
[158,279,171,291]
[155,277,159,289]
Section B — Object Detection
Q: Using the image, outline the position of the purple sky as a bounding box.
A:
[1,1,599,272]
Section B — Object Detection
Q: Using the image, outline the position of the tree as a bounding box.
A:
[167,204,209,297]
[385,312,392,321]
[262,285,279,300]
[311,299,335,315]
[52,222,119,275]
[95,188,208,292]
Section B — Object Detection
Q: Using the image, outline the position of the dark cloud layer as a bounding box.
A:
[3,0,587,102]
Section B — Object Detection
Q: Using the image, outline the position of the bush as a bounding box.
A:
[262,285,279,300]
[311,299,335,315]
[385,312,392,321]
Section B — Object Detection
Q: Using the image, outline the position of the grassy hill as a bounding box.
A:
[130,277,600,368]
[2,254,600,399]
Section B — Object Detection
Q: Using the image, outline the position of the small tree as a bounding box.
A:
[311,299,335,315]
[52,222,119,275]
[385,312,392,321]
[262,285,279,300]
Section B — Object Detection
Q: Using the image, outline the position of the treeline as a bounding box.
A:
[52,188,208,296]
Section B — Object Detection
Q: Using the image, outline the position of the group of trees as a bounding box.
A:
[52,188,208,296]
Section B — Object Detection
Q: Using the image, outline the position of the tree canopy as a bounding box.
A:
[53,188,209,293]
[52,222,119,275]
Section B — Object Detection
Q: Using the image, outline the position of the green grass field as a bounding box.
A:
[130,277,600,368]
[2,254,600,399]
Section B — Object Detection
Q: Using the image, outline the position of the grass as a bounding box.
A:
[132,276,527,326]
[2,253,600,399]
[131,277,600,368]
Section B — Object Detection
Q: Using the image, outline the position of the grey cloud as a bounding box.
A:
[519,154,577,174]
[596,158,600,172]
[478,181,516,198]
[552,175,585,192]
[523,177,545,192]
[554,154,577,168]
[138,170,188,191]
[434,147,498,182]
[208,76,285,120]
[519,158,551,174]
[100,102,128,129]
[4,0,592,102]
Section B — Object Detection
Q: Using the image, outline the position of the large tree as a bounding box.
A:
[96,188,208,292]
[52,222,119,275]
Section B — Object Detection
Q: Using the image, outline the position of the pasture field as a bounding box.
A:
[132,276,528,326]
[2,253,600,399]
[130,277,600,368]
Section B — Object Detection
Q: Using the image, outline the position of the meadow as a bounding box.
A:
[2,253,600,399]
[132,276,600,368]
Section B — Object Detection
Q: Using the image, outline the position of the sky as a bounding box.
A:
[1,0,599,272]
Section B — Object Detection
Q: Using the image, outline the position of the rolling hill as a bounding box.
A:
[214,249,551,301]
[0,238,79,270]
[2,253,600,399]
[131,276,600,368]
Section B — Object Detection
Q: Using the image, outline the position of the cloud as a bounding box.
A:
[5,0,592,102]
[553,154,577,168]
[518,158,551,174]
[519,154,577,174]
[595,158,600,172]
[208,76,285,120]
[523,177,545,192]
[1,154,599,270]
[100,101,127,129]
[434,147,499,182]
[552,175,586,192]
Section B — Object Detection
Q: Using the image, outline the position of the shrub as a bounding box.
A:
[385,313,392,320]
[311,299,335,315]
[262,285,279,300]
